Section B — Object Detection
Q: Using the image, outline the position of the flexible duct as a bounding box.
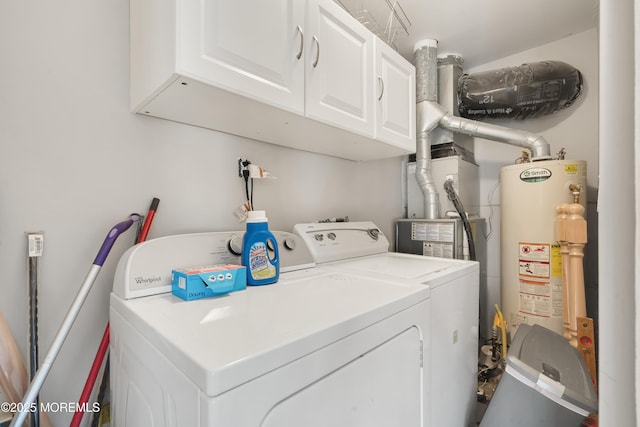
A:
[414,39,440,219]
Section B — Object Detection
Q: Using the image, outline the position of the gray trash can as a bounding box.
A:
[480,324,598,427]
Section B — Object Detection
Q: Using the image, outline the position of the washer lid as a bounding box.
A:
[323,252,478,288]
[110,268,429,397]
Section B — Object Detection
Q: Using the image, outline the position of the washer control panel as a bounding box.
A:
[293,222,389,264]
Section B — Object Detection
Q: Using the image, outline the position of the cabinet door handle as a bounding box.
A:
[378,76,385,101]
[312,36,320,68]
[296,26,304,60]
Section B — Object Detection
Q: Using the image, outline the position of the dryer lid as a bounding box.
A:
[110,268,429,397]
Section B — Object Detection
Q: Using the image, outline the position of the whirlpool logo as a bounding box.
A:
[134,275,162,286]
[520,167,552,183]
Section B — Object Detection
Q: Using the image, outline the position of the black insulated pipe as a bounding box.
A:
[458,60,583,120]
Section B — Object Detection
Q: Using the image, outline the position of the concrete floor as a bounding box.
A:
[472,363,504,426]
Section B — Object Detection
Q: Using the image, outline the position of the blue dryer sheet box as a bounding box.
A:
[171,264,246,301]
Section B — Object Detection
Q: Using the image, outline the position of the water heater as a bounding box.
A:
[500,159,586,338]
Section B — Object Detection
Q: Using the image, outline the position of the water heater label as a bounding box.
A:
[519,261,550,278]
[519,279,552,318]
[551,244,562,277]
[519,167,552,183]
[564,164,579,175]
[519,243,550,263]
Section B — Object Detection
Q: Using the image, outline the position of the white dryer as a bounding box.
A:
[109,231,431,426]
[294,222,480,427]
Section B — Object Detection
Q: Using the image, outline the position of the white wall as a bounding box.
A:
[465,28,600,338]
[0,1,404,425]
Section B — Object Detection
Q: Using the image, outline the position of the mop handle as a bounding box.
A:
[94,215,140,266]
[10,215,139,427]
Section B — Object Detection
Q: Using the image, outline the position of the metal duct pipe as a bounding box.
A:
[439,112,552,161]
[413,40,552,221]
[419,101,552,161]
[414,39,440,219]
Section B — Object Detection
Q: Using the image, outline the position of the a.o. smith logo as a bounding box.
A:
[519,167,552,183]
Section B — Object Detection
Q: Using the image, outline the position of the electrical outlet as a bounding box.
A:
[238,158,251,178]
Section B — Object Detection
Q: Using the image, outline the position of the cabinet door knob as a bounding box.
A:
[378,76,385,101]
[312,35,320,68]
[296,25,304,60]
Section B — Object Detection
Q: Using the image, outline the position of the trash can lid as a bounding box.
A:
[507,324,598,414]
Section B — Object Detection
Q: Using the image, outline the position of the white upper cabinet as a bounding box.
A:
[130,0,415,161]
[132,0,305,114]
[181,0,305,114]
[374,39,416,149]
[305,0,374,137]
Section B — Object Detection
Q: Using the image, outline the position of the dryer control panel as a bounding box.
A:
[112,231,314,299]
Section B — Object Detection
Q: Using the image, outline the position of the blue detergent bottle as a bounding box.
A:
[241,210,279,285]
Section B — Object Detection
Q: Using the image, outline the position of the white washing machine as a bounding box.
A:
[109,231,431,426]
[294,222,480,427]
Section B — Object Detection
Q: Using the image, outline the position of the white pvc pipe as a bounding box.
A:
[599,0,636,425]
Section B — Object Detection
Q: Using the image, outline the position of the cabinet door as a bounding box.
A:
[179,0,305,114]
[305,0,374,137]
[375,40,416,150]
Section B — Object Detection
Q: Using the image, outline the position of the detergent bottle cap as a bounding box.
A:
[247,210,267,223]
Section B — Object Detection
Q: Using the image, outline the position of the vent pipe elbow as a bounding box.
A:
[527,135,552,161]
[438,113,552,161]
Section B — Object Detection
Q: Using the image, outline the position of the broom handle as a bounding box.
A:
[10,216,138,427]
